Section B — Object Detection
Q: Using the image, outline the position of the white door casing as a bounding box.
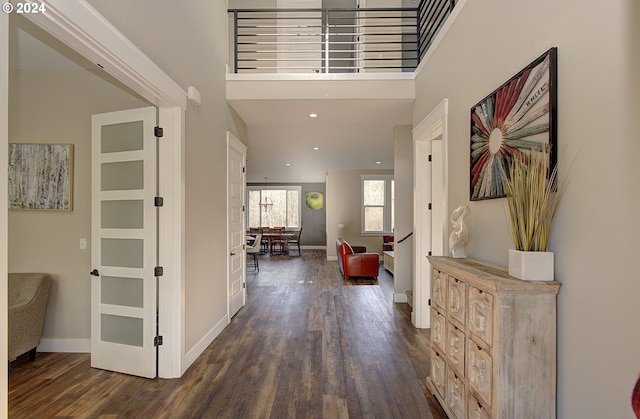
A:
[1,11,9,413]
[91,106,158,378]
[413,99,448,329]
[228,132,247,319]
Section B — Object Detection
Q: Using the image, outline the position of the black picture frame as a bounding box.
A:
[470,47,557,201]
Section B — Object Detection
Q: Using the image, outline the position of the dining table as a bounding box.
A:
[246,230,296,255]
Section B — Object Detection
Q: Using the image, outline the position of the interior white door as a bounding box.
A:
[359,0,403,73]
[228,132,247,318]
[91,107,158,378]
[276,0,322,73]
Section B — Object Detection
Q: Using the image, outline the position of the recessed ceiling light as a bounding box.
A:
[313,147,320,150]
[309,113,318,118]
[376,161,382,164]
[286,163,291,166]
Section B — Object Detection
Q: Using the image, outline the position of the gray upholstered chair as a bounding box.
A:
[8,273,51,361]
[246,233,262,271]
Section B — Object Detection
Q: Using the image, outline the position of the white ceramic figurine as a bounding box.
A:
[449,205,470,258]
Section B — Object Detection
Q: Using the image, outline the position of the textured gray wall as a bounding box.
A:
[300,183,326,246]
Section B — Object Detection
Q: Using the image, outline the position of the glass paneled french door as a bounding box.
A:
[90,107,158,378]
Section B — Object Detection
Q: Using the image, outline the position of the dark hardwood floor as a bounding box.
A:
[9,250,446,419]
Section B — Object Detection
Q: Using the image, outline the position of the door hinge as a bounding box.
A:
[154,266,164,277]
[428,154,432,162]
[428,298,431,306]
[154,336,163,346]
[154,126,164,138]
[428,251,432,256]
[155,197,164,207]
[243,244,246,250]
[242,205,245,212]
[243,283,246,289]
[242,166,246,173]
[428,203,432,210]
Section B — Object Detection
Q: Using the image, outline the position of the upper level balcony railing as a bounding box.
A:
[228,0,456,74]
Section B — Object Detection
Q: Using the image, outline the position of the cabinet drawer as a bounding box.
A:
[468,341,493,408]
[431,349,447,398]
[447,275,466,327]
[431,308,446,354]
[468,393,491,419]
[468,286,494,347]
[446,366,466,419]
[446,321,465,376]
[431,268,447,311]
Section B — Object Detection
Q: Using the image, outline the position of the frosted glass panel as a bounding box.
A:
[101,276,143,308]
[101,314,143,347]
[102,161,143,191]
[102,238,143,268]
[101,121,144,153]
[101,200,144,229]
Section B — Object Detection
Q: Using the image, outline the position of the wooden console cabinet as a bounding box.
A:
[426,257,560,419]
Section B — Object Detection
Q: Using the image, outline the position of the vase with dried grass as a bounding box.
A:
[504,145,566,281]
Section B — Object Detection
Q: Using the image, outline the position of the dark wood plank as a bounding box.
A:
[9,250,447,419]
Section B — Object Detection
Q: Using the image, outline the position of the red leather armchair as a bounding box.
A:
[336,238,380,279]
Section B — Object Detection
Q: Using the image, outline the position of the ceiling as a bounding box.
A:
[230,98,413,183]
[11,14,413,185]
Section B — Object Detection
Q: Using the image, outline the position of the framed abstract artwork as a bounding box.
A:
[304,192,323,210]
[8,143,74,210]
[470,47,557,201]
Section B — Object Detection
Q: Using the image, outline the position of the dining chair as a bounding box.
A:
[269,227,286,255]
[250,227,268,253]
[246,233,262,271]
[383,234,394,251]
[287,227,302,255]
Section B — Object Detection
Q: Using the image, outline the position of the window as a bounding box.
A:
[247,185,301,228]
[361,175,394,234]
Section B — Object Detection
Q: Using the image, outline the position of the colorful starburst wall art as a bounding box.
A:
[470,47,557,201]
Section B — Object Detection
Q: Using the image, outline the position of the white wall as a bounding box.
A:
[229,0,277,8]
[413,1,640,418]
[393,125,413,298]
[88,0,247,361]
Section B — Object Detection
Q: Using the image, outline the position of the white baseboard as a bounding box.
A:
[39,315,229,375]
[300,245,326,250]
[181,314,228,375]
[394,293,408,303]
[326,255,338,261]
[38,338,90,353]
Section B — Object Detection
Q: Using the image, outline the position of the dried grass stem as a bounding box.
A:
[504,146,566,251]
